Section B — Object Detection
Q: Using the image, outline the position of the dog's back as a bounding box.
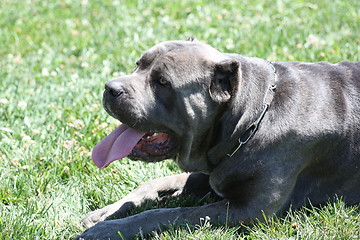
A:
[272,61,360,209]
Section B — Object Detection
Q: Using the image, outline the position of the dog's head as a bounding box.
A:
[92,39,241,173]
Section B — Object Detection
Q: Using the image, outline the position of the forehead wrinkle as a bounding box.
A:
[163,62,170,72]
[139,44,168,67]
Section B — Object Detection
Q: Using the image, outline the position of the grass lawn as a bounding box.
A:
[0,0,359,239]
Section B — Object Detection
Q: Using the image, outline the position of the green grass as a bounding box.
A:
[0,0,359,239]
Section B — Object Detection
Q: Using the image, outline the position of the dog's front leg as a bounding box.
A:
[77,172,298,239]
[76,199,234,240]
[81,172,212,228]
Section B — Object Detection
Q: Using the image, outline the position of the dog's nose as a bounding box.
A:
[105,80,124,98]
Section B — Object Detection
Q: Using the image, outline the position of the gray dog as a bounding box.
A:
[76,38,360,239]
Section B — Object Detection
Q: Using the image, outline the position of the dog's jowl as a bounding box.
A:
[76,38,360,239]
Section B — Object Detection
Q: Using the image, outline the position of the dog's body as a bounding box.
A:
[76,39,360,239]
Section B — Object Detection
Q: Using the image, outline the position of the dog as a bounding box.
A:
[76,38,360,239]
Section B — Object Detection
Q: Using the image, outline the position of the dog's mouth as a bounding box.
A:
[130,132,177,160]
[92,124,178,169]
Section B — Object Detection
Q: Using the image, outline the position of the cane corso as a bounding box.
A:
[76,38,360,239]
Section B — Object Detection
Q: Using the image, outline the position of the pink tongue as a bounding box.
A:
[92,124,146,169]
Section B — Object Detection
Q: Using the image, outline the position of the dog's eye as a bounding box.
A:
[157,76,168,86]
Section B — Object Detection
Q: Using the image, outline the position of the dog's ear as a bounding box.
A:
[187,36,198,42]
[210,59,240,103]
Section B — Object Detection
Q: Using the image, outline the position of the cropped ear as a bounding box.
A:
[187,36,198,42]
[210,59,240,103]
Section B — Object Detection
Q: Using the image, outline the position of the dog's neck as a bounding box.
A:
[227,62,277,157]
[207,60,278,167]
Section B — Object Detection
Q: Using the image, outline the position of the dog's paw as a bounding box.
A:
[75,220,132,240]
[81,207,110,228]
